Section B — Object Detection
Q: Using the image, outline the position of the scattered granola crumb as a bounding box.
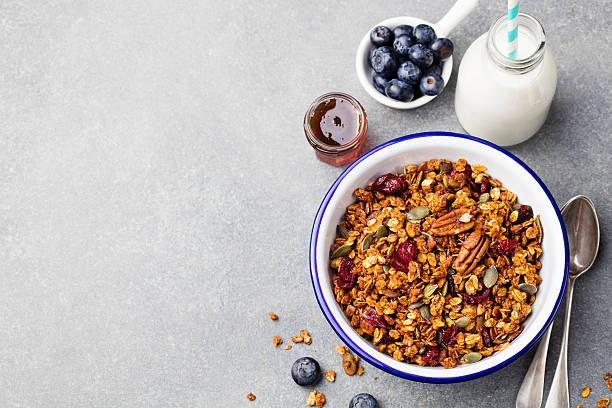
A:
[341,351,360,375]
[325,370,336,382]
[246,393,256,401]
[301,330,312,345]
[373,376,378,381]
[291,336,304,343]
[314,349,317,352]
[335,345,348,357]
[577,405,583,408]
[357,366,365,376]
[607,379,612,392]
[268,312,278,320]
[272,336,283,347]
[284,345,292,350]
[307,390,326,407]
[581,387,591,398]
[598,398,610,408]
[605,373,612,381]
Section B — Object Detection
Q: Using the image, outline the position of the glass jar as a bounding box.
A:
[304,92,368,166]
[454,13,557,146]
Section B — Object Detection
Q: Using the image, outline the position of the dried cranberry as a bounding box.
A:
[421,346,440,363]
[380,333,394,345]
[440,324,457,347]
[515,205,534,223]
[372,173,406,195]
[362,308,389,329]
[482,328,492,348]
[336,257,356,289]
[480,178,490,193]
[336,276,356,289]
[463,164,478,191]
[447,280,457,296]
[464,288,491,304]
[497,239,520,254]
[391,241,416,272]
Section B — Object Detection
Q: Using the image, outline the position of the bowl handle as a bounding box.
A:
[435,0,479,37]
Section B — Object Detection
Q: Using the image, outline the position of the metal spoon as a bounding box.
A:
[544,196,599,408]
[516,195,600,408]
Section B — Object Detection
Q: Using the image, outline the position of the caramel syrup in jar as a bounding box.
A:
[304,92,367,167]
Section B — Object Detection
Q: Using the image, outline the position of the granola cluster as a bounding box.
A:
[329,159,543,368]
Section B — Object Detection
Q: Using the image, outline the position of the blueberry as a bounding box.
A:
[291,357,321,386]
[385,79,414,102]
[396,61,421,85]
[368,47,377,68]
[430,37,454,59]
[349,393,378,408]
[424,62,442,76]
[393,24,413,38]
[370,46,398,79]
[393,34,415,57]
[420,72,444,95]
[408,44,433,68]
[370,26,394,46]
[372,73,388,95]
[413,24,436,45]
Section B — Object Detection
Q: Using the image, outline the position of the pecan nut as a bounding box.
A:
[430,208,475,236]
[453,230,490,274]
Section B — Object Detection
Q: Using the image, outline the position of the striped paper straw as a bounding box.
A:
[507,0,519,59]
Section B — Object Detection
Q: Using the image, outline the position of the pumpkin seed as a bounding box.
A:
[382,265,391,273]
[513,203,522,211]
[461,352,482,363]
[331,243,352,258]
[447,267,456,275]
[517,283,537,295]
[423,283,438,298]
[407,205,431,220]
[408,301,424,309]
[337,224,349,239]
[361,233,374,252]
[418,304,431,321]
[441,281,448,296]
[375,225,388,239]
[418,347,425,355]
[478,193,490,204]
[483,266,499,288]
[454,316,471,329]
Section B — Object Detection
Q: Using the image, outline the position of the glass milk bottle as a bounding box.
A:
[455,13,557,146]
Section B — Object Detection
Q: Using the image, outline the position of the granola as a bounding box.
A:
[307,390,326,407]
[246,393,256,401]
[329,159,543,368]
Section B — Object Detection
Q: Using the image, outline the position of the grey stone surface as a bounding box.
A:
[0,0,610,406]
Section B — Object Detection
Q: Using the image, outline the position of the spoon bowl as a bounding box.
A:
[563,195,600,277]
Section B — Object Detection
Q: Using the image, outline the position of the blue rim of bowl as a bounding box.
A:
[309,131,569,383]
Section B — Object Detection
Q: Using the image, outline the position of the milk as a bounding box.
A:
[454,14,557,146]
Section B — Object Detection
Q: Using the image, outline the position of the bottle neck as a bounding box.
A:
[486,13,546,74]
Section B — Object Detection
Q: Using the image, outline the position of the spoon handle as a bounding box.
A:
[515,323,553,408]
[545,278,575,408]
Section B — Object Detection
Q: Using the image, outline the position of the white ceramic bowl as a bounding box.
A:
[309,132,568,383]
[355,17,453,110]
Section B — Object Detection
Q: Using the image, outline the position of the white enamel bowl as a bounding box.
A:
[309,132,568,383]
